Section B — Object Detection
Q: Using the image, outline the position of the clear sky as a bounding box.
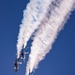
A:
[0,0,75,75]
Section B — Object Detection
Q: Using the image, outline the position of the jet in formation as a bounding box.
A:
[20,49,29,62]
[13,47,29,72]
[13,58,22,72]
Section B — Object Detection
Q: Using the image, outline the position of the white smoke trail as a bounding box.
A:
[16,0,54,58]
[16,0,75,75]
[26,0,75,75]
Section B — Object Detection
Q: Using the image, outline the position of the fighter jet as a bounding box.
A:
[13,58,22,72]
[20,49,29,62]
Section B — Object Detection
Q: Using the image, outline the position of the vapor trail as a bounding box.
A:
[26,0,75,75]
[16,0,53,59]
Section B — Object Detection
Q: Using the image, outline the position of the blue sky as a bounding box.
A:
[0,0,75,75]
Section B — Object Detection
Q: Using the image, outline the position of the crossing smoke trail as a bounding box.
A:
[25,0,75,75]
[16,0,75,75]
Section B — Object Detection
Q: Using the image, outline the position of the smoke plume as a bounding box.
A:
[16,0,75,75]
